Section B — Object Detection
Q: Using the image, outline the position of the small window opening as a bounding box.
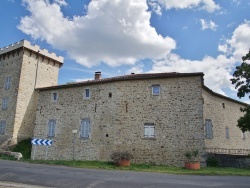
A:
[109,92,112,98]
[222,103,225,109]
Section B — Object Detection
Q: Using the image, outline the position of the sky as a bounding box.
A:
[0,0,250,103]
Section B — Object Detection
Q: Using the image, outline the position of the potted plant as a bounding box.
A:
[110,151,133,167]
[184,150,200,170]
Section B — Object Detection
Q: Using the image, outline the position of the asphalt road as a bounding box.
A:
[0,160,250,188]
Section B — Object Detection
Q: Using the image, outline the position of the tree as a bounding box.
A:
[230,50,250,132]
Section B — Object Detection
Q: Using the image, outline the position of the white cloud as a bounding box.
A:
[149,20,250,95]
[18,0,176,67]
[149,0,220,14]
[126,63,144,74]
[200,19,218,30]
[218,21,250,61]
[150,53,235,95]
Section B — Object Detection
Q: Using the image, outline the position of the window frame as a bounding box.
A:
[2,97,8,110]
[242,131,246,139]
[51,92,58,102]
[205,119,213,139]
[80,118,91,139]
[0,120,6,135]
[152,85,160,96]
[48,119,56,137]
[225,127,230,139]
[5,76,11,90]
[84,88,90,99]
[144,123,155,138]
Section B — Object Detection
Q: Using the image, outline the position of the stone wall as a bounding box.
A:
[0,40,62,145]
[33,75,205,166]
[0,50,23,143]
[202,88,250,151]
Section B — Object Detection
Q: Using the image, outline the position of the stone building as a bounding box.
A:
[0,40,249,166]
[0,40,63,145]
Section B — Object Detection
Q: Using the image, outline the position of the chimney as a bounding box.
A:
[94,71,101,80]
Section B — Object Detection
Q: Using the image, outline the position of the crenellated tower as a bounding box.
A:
[0,40,63,145]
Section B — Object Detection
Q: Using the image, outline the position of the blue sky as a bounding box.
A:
[1,0,250,103]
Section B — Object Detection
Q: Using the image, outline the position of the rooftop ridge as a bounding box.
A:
[0,40,63,64]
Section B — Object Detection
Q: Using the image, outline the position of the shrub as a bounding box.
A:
[206,156,219,167]
[185,150,199,162]
[110,151,133,164]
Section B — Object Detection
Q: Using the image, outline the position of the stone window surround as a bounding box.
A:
[47,119,56,137]
[84,88,90,99]
[205,119,213,139]
[2,97,8,110]
[144,123,155,138]
[51,91,58,102]
[152,85,160,96]
[80,118,91,139]
[225,127,230,139]
[5,76,11,90]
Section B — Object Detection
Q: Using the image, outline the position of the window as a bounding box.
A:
[242,132,246,139]
[51,92,58,102]
[0,121,6,135]
[152,85,160,96]
[225,127,230,139]
[80,119,91,139]
[144,123,155,138]
[5,76,11,90]
[48,120,56,137]
[2,98,8,110]
[205,119,213,139]
[109,92,112,98]
[84,89,90,99]
[222,103,225,109]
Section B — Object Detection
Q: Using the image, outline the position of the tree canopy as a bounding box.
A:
[231,50,250,132]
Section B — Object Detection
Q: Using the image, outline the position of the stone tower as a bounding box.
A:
[0,40,63,145]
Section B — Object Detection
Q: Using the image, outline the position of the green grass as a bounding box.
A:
[14,159,250,176]
[1,139,250,176]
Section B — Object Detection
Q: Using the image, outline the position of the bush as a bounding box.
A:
[10,138,32,159]
[206,156,219,167]
[110,151,133,164]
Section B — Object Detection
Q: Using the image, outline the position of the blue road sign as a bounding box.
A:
[31,138,52,146]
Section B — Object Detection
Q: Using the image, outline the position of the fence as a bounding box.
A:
[205,148,250,155]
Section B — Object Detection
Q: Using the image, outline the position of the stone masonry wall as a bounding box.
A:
[202,88,250,151]
[0,50,23,143]
[13,49,60,141]
[0,45,61,145]
[33,76,205,166]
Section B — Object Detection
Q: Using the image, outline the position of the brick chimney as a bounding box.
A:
[94,71,101,80]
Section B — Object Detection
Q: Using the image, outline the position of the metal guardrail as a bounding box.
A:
[205,148,250,155]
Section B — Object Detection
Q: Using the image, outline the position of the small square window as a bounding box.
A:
[84,89,90,99]
[109,92,112,98]
[51,92,58,102]
[152,85,160,96]
[144,123,155,138]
